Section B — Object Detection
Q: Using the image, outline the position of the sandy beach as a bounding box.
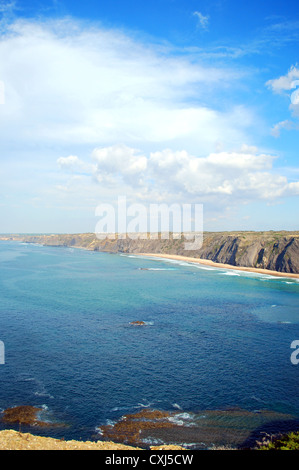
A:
[138,253,299,280]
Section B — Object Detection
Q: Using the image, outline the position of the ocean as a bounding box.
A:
[0,240,299,449]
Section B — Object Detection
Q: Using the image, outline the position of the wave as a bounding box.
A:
[111,400,154,413]
[138,267,177,271]
[218,271,240,276]
[34,390,54,399]
[138,256,195,268]
[172,403,183,410]
[167,412,197,427]
[18,374,54,400]
[133,254,299,284]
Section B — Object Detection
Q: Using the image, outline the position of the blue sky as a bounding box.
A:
[0,0,298,233]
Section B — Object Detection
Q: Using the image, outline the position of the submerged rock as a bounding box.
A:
[2,406,47,427]
[99,409,177,447]
[1,405,65,428]
[97,407,298,450]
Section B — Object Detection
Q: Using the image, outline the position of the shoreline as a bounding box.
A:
[2,239,299,279]
[138,253,299,280]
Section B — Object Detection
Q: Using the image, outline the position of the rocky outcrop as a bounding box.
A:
[2,231,299,274]
[99,409,183,448]
[1,405,65,428]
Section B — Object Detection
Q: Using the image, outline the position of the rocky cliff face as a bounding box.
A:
[197,233,299,274]
[2,231,299,274]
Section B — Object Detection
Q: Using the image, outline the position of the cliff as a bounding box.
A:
[1,231,299,275]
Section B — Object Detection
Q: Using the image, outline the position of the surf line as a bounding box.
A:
[137,253,299,280]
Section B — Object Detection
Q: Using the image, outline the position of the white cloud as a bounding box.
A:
[92,144,147,186]
[266,65,299,93]
[0,17,250,155]
[57,155,82,169]
[57,155,95,173]
[288,182,299,195]
[205,150,274,170]
[145,147,287,201]
[0,0,15,14]
[271,119,299,137]
[193,11,209,30]
[58,144,298,208]
[266,65,299,133]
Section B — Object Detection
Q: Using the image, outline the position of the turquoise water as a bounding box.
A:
[0,241,299,448]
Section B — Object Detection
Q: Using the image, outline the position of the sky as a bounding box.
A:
[0,0,298,233]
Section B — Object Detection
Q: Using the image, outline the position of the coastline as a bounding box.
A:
[1,238,299,278]
[138,253,299,280]
[1,232,299,278]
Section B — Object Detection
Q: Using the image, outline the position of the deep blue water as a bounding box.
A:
[0,241,299,448]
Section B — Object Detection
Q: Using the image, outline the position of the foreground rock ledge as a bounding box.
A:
[0,430,185,450]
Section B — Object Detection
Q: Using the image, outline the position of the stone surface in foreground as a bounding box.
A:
[0,430,186,450]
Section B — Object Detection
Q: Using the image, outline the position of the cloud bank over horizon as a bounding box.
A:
[57,143,299,217]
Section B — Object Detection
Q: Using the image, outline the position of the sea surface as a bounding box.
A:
[0,240,299,449]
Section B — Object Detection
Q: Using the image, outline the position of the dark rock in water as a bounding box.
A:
[2,406,47,427]
[97,407,298,450]
[99,409,176,447]
[130,321,146,326]
[1,405,66,428]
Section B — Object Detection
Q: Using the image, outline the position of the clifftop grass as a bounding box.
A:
[257,431,299,450]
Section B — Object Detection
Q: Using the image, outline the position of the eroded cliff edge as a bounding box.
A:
[2,231,299,275]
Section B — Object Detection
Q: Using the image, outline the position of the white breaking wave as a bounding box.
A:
[145,268,177,271]
[172,403,183,410]
[194,266,218,271]
[167,412,197,427]
[218,271,240,276]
